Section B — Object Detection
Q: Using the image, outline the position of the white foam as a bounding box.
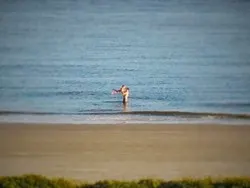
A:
[1,114,250,125]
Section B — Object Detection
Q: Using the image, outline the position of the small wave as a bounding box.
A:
[0,110,250,120]
[0,110,117,116]
[55,91,85,96]
[0,111,63,115]
[203,102,250,108]
[121,111,250,119]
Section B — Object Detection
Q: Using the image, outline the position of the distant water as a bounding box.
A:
[1,0,250,124]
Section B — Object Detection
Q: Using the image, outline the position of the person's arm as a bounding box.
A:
[112,88,121,92]
[114,87,123,92]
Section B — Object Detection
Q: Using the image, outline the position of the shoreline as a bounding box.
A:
[1,117,250,126]
[1,121,250,127]
[1,110,250,125]
[1,123,250,181]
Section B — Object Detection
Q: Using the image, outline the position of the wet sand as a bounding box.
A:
[0,123,250,181]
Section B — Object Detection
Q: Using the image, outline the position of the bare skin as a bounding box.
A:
[113,85,130,103]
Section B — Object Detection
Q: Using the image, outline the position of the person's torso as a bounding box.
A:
[121,87,129,96]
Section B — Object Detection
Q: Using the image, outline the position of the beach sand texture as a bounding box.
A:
[0,123,250,181]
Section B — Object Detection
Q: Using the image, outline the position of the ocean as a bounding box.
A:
[0,0,250,124]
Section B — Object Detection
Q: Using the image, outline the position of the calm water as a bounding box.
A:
[1,0,250,123]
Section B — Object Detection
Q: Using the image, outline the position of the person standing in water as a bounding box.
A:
[112,85,130,103]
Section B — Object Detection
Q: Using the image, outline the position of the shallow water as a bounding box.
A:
[0,0,250,123]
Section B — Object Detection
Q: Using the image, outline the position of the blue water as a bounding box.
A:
[1,0,250,124]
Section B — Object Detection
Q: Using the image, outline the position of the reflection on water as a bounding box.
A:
[123,103,128,112]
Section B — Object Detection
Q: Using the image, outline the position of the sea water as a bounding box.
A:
[0,0,250,124]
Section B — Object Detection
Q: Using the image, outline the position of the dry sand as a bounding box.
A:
[0,123,250,181]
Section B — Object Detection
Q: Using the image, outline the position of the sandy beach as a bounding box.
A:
[0,123,250,181]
